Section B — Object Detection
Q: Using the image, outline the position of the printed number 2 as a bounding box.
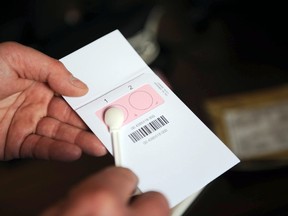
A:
[128,85,133,90]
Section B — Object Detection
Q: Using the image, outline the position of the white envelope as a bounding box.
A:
[61,30,240,207]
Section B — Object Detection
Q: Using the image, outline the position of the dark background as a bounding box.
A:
[1,0,288,215]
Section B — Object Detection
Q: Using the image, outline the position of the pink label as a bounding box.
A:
[96,84,164,126]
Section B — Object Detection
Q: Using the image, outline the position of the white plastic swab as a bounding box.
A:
[104,106,142,195]
[104,107,125,167]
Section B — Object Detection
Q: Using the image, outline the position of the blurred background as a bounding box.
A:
[1,0,288,215]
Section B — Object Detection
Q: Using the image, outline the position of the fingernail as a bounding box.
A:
[70,75,88,89]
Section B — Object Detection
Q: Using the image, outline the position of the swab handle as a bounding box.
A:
[111,130,122,166]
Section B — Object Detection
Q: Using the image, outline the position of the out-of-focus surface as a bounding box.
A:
[1,0,288,215]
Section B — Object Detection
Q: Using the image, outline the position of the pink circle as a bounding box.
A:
[129,91,153,110]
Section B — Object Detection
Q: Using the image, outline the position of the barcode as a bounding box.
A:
[128,115,169,143]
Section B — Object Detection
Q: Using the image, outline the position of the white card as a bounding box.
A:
[61,30,240,207]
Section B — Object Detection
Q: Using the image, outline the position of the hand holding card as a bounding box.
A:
[61,30,240,208]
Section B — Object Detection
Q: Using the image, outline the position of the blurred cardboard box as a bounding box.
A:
[205,85,288,161]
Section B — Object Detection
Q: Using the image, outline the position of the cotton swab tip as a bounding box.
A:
[104,107,125,130]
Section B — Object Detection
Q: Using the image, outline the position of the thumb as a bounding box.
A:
[1,42,88,96]
[46,63,89,97]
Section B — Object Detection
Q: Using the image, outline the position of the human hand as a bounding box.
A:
[0,42,107,161]
[41,167,170,216]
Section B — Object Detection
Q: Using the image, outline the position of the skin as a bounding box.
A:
[41,167,170,216]
[0,42,170,215]
[0,41,107,161]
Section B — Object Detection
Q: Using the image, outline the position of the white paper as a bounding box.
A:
[61,30,240,207]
